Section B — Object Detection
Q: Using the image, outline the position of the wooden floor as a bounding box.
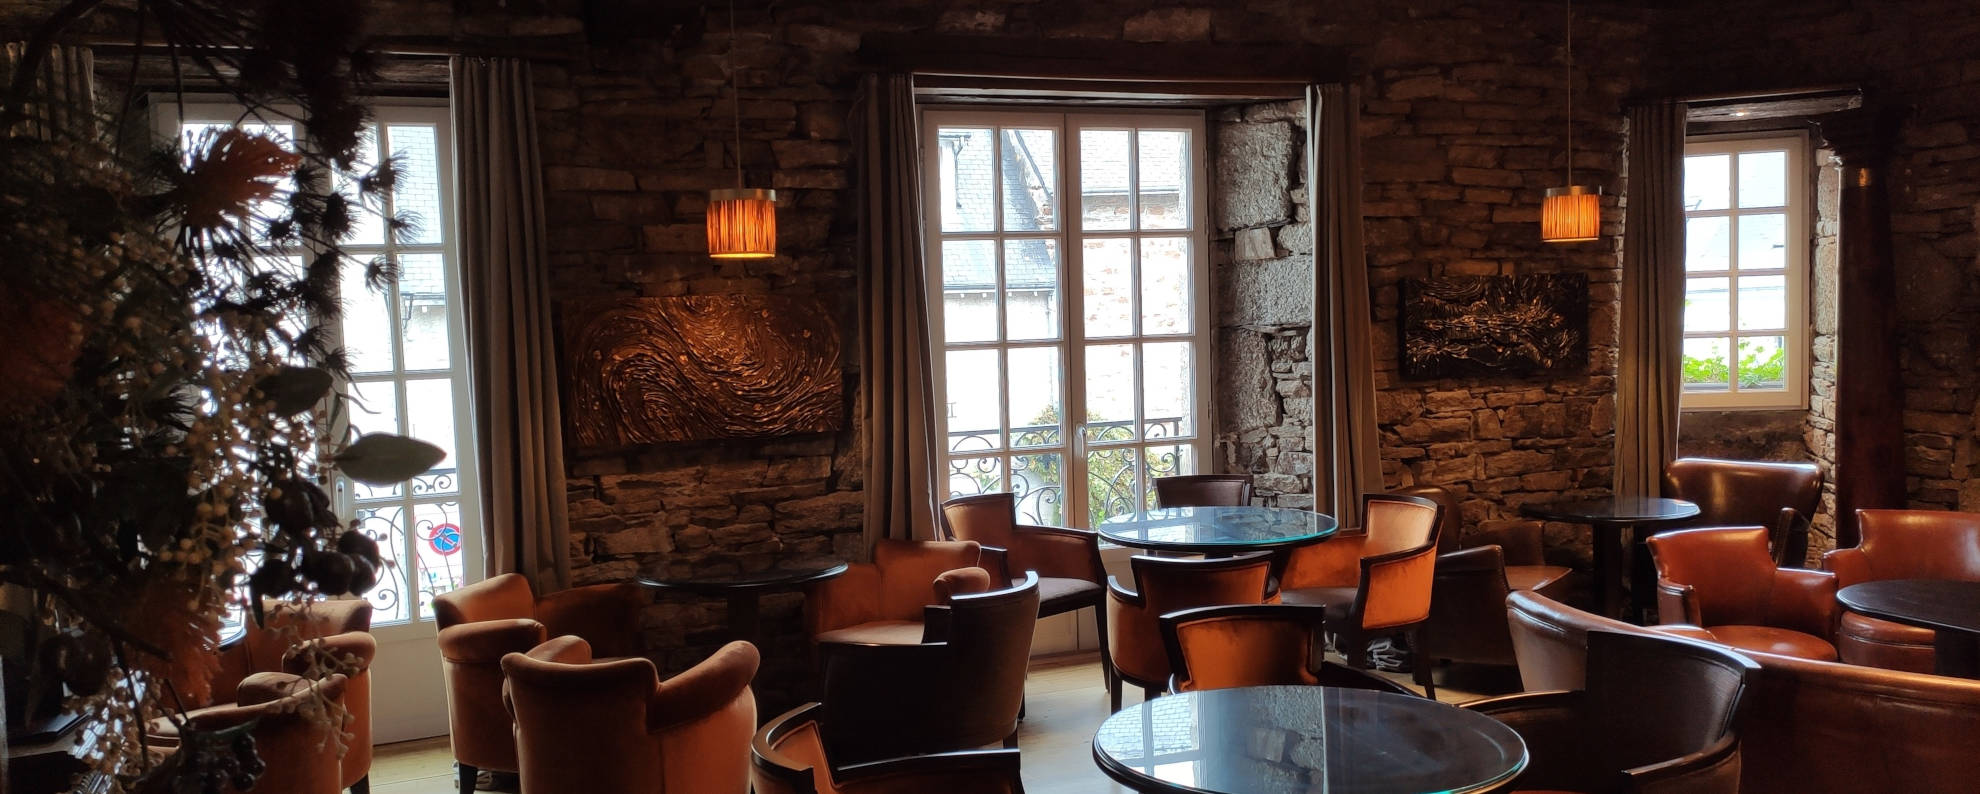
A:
[369,653,1501,793]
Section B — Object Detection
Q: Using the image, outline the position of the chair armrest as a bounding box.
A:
[806,563,883,637]
[1105,575,1142,608]
[536,582,647,658]
[437,618,547,664]
[649,641,760,733]
[1464,523,1547,567]
[1280,533,1366,590]
[1771,506,1810,568]
[974,544,1014,585]
[1624,731,1741,793]
[1646,624,1721,643]
[1656,579,1702,626]
[1464,690,1592,793]
[1356,545,1438,630]
[1437,544,1511,579]
[1768,567,1840,639]
[834,748,1024,792]
[283,631,377,677]
[1010,525,1105,583]
[1821,547,1870,589]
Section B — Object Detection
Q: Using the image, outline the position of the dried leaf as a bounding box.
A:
[335,433,445,485]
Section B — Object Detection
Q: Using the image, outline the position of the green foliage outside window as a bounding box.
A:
[1681,339,1788,389]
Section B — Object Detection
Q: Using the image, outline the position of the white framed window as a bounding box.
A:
[923,108,1211,529]
[1680,133,1810,410]
[162,100,482,632]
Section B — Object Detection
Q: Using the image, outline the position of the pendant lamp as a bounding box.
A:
[1541,0,1600,243]
[707,0,776,259]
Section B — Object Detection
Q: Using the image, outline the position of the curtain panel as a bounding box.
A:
[451,56,573,590]
[1615,102,1687,499]
[1309,84,1384,529]
[3,42,95,141]
[854,73,940,546]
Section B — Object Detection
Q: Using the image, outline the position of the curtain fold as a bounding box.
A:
[854,73,940,545]
[451,56,572,590]
[1309,84,1383,529]
[1615,102,1687,499]
[4,42,95,140]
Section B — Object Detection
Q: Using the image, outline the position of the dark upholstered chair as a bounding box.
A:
[818,572,1039,765]
[804,538,983,645]
[1105,553,1274,709]
[1507,589,1980,794]
[1401,484,1569,676]
[1647,526,1839,661]
[1663,457,1824,567]
[751,703,1025,794]
[939,493,1106,679]
[1278,493,1444,695]
[1159,603,1416,696]
[502,637,758,794]
[433,573,647,793]
[1152,474,1254,508]
[1823,508,1980,673]
[1468,630,1758,794]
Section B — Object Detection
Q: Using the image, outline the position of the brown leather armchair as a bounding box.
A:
[1105,552,1274,708]
[1403,484,1569,677]
[1152,474,1253,507]
[1278,493,1444,694]
[751,702,1025,794]
[1159,603,1416,696]
[501,636,758,794]
[433,573,647,793]
[804,538,983,645]
[1663,457,1824,567]
[1823,508,1980,673]
[1467,630,1758,794]
[817,572,1039,765]
[1647,526,1840,661]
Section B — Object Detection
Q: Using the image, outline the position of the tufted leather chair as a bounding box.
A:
[751,703,1024,794]
[1106,552,1275,709]
[180,673,352,794]
[1403,485,1570,678]
[804,538,984,646]
[1278,493,1444,695]
[1159,603,1417,696]
[1647,526,1840,661]
[817,572,1038,766]
[1468,630,1757,794]
[1152,474,1254,508]
[433,573,648,793]
[1822,508,1980,673]
[501,637,758,794]
[1663,457,1824,567]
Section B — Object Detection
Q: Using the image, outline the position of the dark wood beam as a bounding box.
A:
[1685,87,1862,122]
[860,32,1345,84]
[914,75,1305,107]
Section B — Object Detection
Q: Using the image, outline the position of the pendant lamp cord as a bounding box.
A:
[1564,0,1574,187]
[729,0,744,189]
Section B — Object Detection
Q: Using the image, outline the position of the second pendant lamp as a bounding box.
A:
[706,0,776,259]
[1541,0,1600,243]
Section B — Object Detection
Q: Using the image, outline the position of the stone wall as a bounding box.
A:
[1805,150,1843,559]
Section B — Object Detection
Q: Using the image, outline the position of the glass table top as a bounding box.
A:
[1097,506,1338,552]
[1093,686,1528,794]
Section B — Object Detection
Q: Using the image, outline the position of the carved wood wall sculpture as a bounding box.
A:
[562,295,844,446]
[1399,274,1589,380]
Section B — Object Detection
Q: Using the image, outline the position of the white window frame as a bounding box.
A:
[921,107,1213,529]
[156,98,482,640]
[1680,132,1812,411]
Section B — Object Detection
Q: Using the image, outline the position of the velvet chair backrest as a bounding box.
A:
[1583,630,1758,780]
[1647,526,1778,627]
[1351,493,1443,631]
[1362,493,1441,557]
[939,493,1016,549]
[434,572,537,628]
[1849,509,1980,582]
[1152,474,1254,508]
[1108,553,1275,685]
[190,673,350,794]
[1161,603,1323,691]
[873,538,983,622]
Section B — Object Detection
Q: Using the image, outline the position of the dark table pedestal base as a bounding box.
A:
[1935,629,1980,679]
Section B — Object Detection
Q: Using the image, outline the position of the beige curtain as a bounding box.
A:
[1309,84,1383,528]
[451,57,572,590]
[1615,102,1687,498]
[854,73,940,545]
[3,42,94,140]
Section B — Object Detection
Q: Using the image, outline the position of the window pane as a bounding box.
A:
[1086,447,1140,526]
[353,504,410,623]
[336,125,387,246]
[1737,275,1788,331]
[1738,150,1788,209]
[1140,237,1191,335]
[1001,129,1057,232]
[939,128,996,233]
[1007,346,1062,448]
[1011,453,1064,526]
[387,124,444,244]
[941,240,998,343]
[405,378,460,495]
[341,261,396,373]
[347,379,401,500]
[1683,277,1730,333]
[946,349,1002,452]
[1682,338,1732,391]
[1144,445,1195,509]
[1085,344,1137,443]
[398,254,453,370]
[1138,130,1188,230]
[1684,153,1730,211]
[1084,238,1134,337]
[947,456,1004,499]
[1081,129,1133,231]
[1737,213,1788,271]
[1685,217,1730,272]
[1143,341,1194,439]
[413,500,470,620]
[1003,239,1060,340]
[1737,336,1788,389]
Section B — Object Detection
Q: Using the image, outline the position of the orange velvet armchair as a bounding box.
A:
[939,495,1105,641]
[1823,508,1980,672]
[1278,493,1444,695]
[166,672,352,794]
[1159,603,1417,696]
[1648,526,1840,661]
[803,538,982,645]
[501,636,758,794]
[1106,552,1275,708]
[433,573,647,793]
[752,703,1025,794]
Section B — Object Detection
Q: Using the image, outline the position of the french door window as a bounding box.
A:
[923,109,1210,528]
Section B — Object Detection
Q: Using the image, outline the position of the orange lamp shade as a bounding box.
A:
[1540,185,1601,243]
[707,188,777,259]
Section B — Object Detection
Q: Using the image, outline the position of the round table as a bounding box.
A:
[640,562,848,640]
[1092,685,1527,794]
[1837,579,1980,679]
[1519,497,1699,622]
[1097,506,1339,555]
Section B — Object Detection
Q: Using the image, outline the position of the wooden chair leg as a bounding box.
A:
[457,764,477,794]
[1142,684,1161,702]
[1109,675,1122,711]
[1004,730,1019,749]
[349,775,370,794]
[1409,628,1437,700]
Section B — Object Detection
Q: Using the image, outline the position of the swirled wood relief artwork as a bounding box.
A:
[1399,274,1588,380]
[563,295,844,446]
